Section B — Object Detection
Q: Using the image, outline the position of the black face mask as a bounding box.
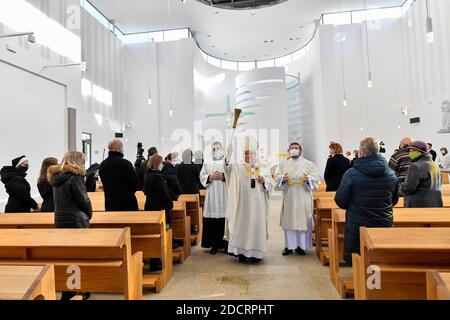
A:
[19,165,29,173]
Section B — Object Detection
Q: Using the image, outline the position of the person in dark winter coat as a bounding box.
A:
[85,163,100,192]
[335,137,399,265]
[138,147,158,191]
[324,143,351,191]
[427,143,437,162]
[161,152,182,201]
[401,141,443,208]
[37,157,58,212]
[49,151,92,300]
[176,149,201,194]
[144,154,173,223]
[99,139,138,212]
[0,156,39,213]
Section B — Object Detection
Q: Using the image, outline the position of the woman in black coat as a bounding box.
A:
[175,149,201,194]
[161,153,182,201]
[49,151,92,229]
[144,154,173,224]
[49,151,92,300]
[0,156,38,213]
[37,157,58,212]
[144,154,175,270]
[324,143,351,191]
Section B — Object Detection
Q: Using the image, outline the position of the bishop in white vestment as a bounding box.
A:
[224,137,273,262]
[200,142,228,254]
[275,143,320,256]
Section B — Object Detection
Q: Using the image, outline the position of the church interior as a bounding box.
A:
[0,0,450,304]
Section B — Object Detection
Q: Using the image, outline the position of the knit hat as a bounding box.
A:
[408,141,428,153]
[11,155,26,167]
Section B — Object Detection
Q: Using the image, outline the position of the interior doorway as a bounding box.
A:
[81,132,92,169]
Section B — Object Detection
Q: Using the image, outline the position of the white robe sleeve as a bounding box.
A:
[305,161,321,191]
[200,163,210,188]
[274,161,285,191]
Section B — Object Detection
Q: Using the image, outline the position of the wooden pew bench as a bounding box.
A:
[313,197,405,266]
[427,271,450,300]
[329,208,450,298]
[0,265,56,300]
[199,190,206,210]
[0,228,142,300]
[0,211,171,293]
[178,194,203,246]
[352,227,450,300]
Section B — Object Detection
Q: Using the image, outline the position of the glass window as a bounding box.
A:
[121,33,151,44]
[221,60,238,71]
[352,7,402,23]
[164,29,189,42]
[148,31,164,42]
[238,61,255,71]
[275,54,292,67]
[322,12,351,25]
[257,59,275,69]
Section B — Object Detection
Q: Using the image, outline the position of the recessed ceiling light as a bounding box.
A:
[207,34,212,37]
[296,37,300,40]
[299,25,304,28]
[270,40,274,43]
[212,45,216,48]
[264,40,268,43]
[250,11,255,15]
[214,10,219,14]
[290,38,293,41]
[224,53,227,55]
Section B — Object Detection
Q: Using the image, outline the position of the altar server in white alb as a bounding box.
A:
[275,142,321,256]
[224,136,273,263]
[200,141,228,255]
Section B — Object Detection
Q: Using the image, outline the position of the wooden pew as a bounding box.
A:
[89,191,191,264]
[199,189,206,210]
[178,194,203,246]
[442,171,450,185]
[0,265,56,300]
[314,197,405,266]
[170,200,191,263]
[0,228,142,300]
[443,184,450,196]
[427,271,450,300]
[352,227,450,300]
[0,212,171,293]
[329,208,450,298]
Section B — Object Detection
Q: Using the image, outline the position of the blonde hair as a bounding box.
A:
[61,151,86,176]
[148,154,163,170]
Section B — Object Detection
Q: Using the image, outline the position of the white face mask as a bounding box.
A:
[290,149,300,157]
[158,163,164,171]
[212,150,224,160]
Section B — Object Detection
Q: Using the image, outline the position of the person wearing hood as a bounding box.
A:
[0,156,39,213]
[37,157,58,212]
[200,142,229,255]
[400,141,443,208]
[48,151,92,300]
[175,149,201,195]
[335,137,399,266]
[275,142,321,256]
[99,139,138,211]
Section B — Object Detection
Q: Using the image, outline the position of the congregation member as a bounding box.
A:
[350,150,359,167]
[176,149,201,194]
[161,152,182,201]
[401,141,443,208]
[224,137,272,263]
[138,146,158,191]
[388,137,413,192]
[85,163,100,192]
[275,143,320,256]
[200,142,228,255]
[0,156,39,213]
[438,147,450,170]
[48,151,92,300]
[427,143,437,161]
[324,143,351,191]
[194,150,206,190]
[37,157,58,212]
[335,137,399,265]
[99,139,138,211]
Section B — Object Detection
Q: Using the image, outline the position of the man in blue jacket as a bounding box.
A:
[335,137,399,265]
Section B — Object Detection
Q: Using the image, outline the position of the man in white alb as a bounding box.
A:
[275,142,320,256]
[224,136,273,263]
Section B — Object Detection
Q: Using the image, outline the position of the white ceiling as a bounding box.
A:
[88,0,406,61]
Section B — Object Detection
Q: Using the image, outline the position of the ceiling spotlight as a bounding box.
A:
[250,11,255,15]
[181,0,186,3]
[426,17,434,43]
[299,25,304,29]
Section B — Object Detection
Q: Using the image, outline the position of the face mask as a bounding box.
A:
[19,165,29,173]
[158,163,164,171]
[442,151,447,156]
[212,151,224,160]
[409,150,422,161]
[290,149,300,157]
